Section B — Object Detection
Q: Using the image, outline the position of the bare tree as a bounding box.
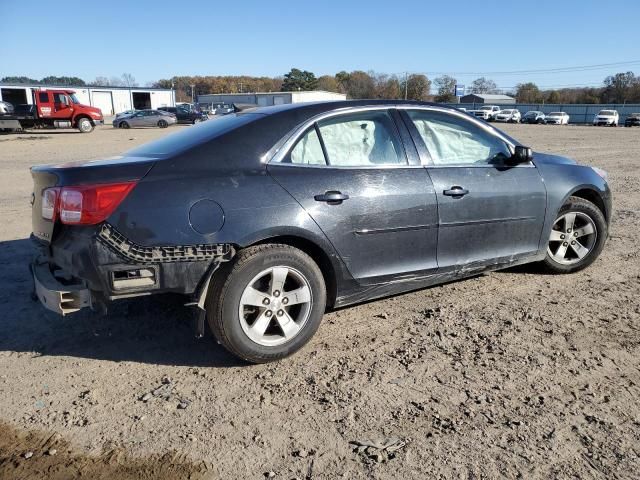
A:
[121,73,138,87]
[470,77,498,94]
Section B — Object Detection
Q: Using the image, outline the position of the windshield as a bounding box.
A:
[479,106,493,111]
[70,94,80,104]
[549,112,562,116]
[598,110,615,116]
[499,110,513,114]
[525,111,539,116]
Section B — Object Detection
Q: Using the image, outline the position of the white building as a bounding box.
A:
[0,84,175,116]
[198,90,346,107]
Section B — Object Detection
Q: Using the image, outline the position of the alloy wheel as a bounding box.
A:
[238,266,313,346]
[547,212,598,265]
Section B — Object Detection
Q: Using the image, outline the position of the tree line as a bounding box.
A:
[3,70,640,104]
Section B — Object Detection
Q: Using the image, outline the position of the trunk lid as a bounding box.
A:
[31,155,157,243]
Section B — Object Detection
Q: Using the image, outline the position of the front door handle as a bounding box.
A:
[314,191,349,204]
[443,186,469,197]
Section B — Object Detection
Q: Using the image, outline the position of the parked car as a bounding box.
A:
[593,109,619,127]
[158,106,208,124]
[213,103,235,115]
[624,113,640,127]
[112,109,177,128]
[0,101,14,114]
[494,109,521,123]
[115,109,138,119]
[545,112,570,125]
[30,101,611,363]
[521,111,546,124]
[469,105,501,121]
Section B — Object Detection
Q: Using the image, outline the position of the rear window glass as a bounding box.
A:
[127,113,262,157]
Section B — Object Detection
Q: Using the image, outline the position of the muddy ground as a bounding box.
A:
[0,123,638,479]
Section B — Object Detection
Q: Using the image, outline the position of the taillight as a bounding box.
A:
[42,182,136,225]
[42,187,60,220]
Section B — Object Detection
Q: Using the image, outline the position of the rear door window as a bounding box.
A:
[316,111,406,166]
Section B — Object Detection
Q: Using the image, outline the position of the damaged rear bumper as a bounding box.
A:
[31,256,92,315]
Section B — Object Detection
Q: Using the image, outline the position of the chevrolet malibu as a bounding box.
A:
[30,101,611,363]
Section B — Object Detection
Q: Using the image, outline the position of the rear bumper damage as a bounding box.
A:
[31,256,92,316]
[31,223,235,316]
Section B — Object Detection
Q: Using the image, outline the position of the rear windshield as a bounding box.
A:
[549,112,563,116]
[127,113,262,157]
[598,110,615,115]
[525,111,540,116]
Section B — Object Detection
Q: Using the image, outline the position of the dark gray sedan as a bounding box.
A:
[113,109,177,129]
[31,100,611,363]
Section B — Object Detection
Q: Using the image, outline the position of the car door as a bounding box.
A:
[52,92,72,119]
[268,108,439,285]
[401,108,547,272]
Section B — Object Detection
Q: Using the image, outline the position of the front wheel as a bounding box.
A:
[543,196,607,274]
[119,121,130,129]
[206,244,326,363]
[77,117,94,133]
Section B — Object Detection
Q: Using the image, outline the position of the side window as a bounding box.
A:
[289,128,326,165]
[53,93,66,104]
[407,110,511,166]
[38,92,49,103]
[317,111,405,166]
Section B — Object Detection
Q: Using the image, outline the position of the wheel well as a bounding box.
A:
[570,189,607,220]
[74,115,92,126]
[250,236,337,308]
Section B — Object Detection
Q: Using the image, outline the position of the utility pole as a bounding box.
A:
[404,72,408,100]
[190,84,195,105]
[239,82,243,93]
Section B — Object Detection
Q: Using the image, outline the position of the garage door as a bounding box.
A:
[92,91,114,115]
[273,96,286,105]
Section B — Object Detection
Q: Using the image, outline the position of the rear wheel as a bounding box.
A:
[77,117,94,133]
[157,119,168,128]
[543,196,607,274]
[206,244,326,363]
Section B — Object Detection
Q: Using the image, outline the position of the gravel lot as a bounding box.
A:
[0,123,638,479]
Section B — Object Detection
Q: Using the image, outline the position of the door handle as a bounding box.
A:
[314,191,349,204]
[443,186,469,197]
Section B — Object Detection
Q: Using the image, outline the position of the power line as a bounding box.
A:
[420,60,640,76]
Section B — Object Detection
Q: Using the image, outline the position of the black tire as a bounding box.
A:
[158,119,168,128]
[119,121,130,129]
[206,244,327,363]
[542,196,607,274]
[77,117,94,133]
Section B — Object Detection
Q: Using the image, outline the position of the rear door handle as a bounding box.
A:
[443,186,469,197]
[314,191,349,204]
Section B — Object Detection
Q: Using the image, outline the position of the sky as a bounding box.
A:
[1,0,639,90]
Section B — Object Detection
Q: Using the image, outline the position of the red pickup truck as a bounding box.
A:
[0,89,104,133]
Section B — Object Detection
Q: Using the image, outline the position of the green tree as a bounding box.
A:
[515,82,542,103]
[602,71,638,103]
[546,90,560,103]
[335,71,350,94]
[40,76,86,86]
[281,68,318,91]
[1,76,39,84]
[470,77,497,94]
[433,75,457,102]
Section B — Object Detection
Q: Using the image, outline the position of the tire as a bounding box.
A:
[158,119,168,128]
[206,244,327,363]
[119,121,130,129]
[77,117,94,133]
[542,196,607,274]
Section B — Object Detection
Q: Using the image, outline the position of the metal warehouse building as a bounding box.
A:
[0,84,175,116]
[459,93,515,104]
[197,90,346,107]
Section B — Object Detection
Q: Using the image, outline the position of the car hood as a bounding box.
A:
[533,152,577,166]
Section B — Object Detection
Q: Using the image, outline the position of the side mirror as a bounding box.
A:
[512,146,533,164]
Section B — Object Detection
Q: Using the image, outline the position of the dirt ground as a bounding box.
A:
[0,122,638,479]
